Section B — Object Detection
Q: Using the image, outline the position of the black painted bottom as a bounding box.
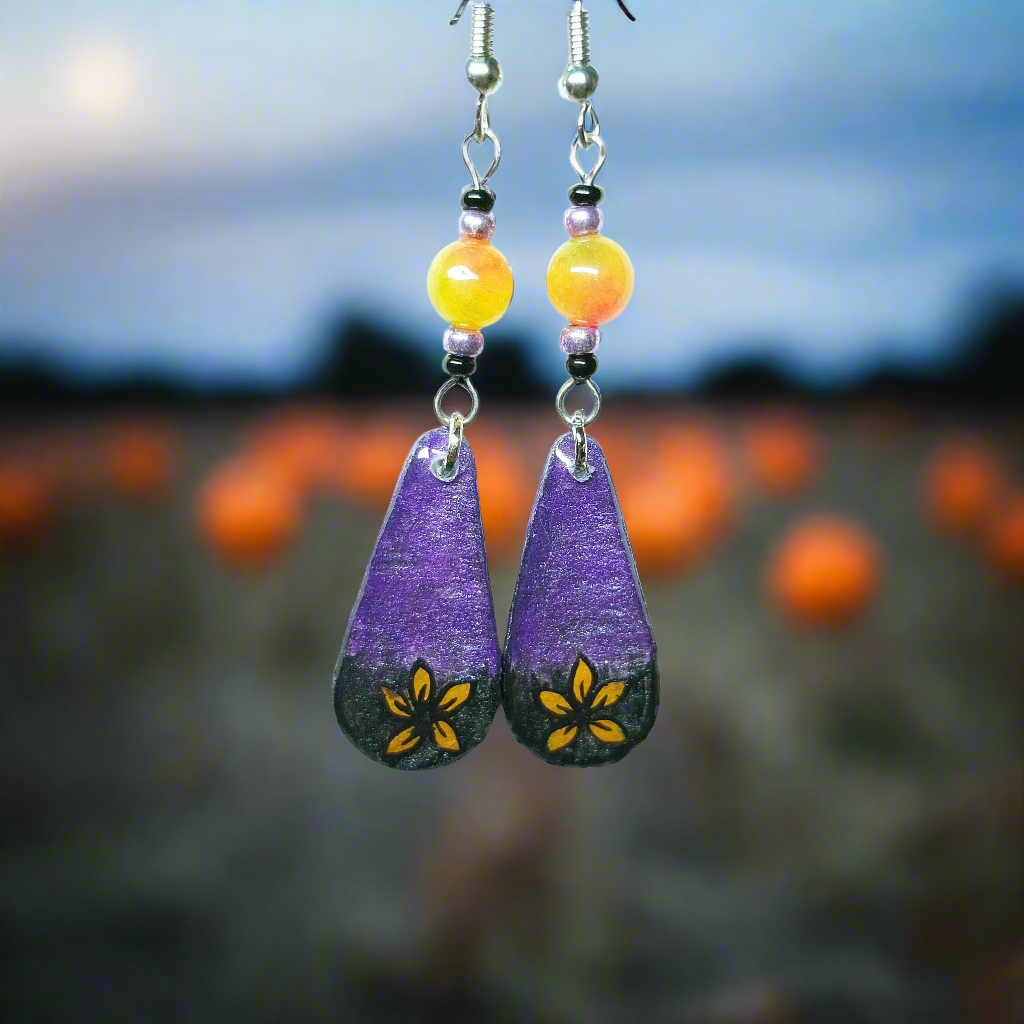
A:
[334,654,499,771]
[501,653,659,768]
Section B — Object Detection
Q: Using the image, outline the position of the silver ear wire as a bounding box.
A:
[465,3,502,95]
[561,2,606,185]
[562,2,599,102]
[453,4,503,187]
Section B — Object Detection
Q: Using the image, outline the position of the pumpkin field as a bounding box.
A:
[2,402,1022,1023]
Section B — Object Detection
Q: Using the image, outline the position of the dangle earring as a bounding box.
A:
[333,4,513,769]
[502,1,658,767]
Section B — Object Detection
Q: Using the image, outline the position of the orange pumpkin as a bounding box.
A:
[618,481,687,577]
[33,433,96,499]
[591,417,646,490]
[470,427,531,564]
[0,461,51,547]
[743,413,819,497]
[985,493,1024,584]
[656,422,733,506]
[106,422,177,501]
[768,515,881,627]
[632,423,733,573]
[344,417,416,507]
[196,461,301,568]
[923,438,1004,535]
[248,410,350,493]
[620,455,730,578]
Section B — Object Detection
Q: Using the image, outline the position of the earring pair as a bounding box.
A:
[333,2,658,769]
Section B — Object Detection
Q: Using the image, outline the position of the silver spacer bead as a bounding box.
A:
[560,325,601,354]
[562,63,598,102]
[459,209,496,240]
[466,56,502,95]
[443,327,485,356]
[564,205,602,237]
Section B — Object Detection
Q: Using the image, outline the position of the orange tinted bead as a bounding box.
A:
[427,238,514,331]
[547,235,633,326]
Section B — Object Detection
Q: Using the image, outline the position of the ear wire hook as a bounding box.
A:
[450,0,471,25]
[451,1,636,26]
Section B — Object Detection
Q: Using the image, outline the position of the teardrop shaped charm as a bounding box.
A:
[503,432,659,766]
[334,428,500,769]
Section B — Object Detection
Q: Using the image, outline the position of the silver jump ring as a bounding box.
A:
[556,376,602,428]
[432,411,465,481]
[445,412,464,469]
[434,374,480,428]
[571,410,589,479]
[569,131,607,185]
[462,127,501,188]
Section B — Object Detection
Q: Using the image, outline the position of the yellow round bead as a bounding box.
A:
[546,234,634,327]
[426,238,514,331]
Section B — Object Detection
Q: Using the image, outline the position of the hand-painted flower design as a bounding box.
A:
[381,661,472,757]
[537,654,627,752]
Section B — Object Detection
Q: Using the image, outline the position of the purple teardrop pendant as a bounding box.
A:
[334,428,500,769]
[503,432,659,766]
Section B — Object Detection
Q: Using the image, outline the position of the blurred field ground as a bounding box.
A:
[2,403,1023,1024]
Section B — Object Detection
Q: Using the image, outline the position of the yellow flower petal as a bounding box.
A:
[591,681,625,710]
[413,666,432,704]
[381,687,411,718]
[438,682,471,713]
[589,719,626,744]
[386,726,421,755]
[572,657,593,704]
[432,720,460,752]
[539,690,573,716]
[546,725,578,752]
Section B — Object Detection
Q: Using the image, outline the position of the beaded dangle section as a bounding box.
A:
[333,4,512,770]
[502,1,658,767]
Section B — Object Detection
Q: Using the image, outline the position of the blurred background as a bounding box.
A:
[1,1,1022,1022]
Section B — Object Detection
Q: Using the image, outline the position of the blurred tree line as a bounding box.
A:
[1,286,1021,409]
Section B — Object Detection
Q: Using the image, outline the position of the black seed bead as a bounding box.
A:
[460,186,496,212]
[568,183,604,206]
[443,353,477,377]
[566,353,598,380]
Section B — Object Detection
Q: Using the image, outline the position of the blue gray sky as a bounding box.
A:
[1,0,1022,387]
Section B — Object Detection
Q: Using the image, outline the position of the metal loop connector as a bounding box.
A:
[556,376,602,428]
[473,93,490,142]
[462,127,501,187]
[435,374,480,428]
[569,130,607,185]
[576,101,600,145]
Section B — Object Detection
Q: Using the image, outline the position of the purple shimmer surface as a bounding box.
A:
[505,433,654,678]
[340,428,500,679]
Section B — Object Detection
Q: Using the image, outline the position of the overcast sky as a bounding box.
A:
[1,0,1022,387]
